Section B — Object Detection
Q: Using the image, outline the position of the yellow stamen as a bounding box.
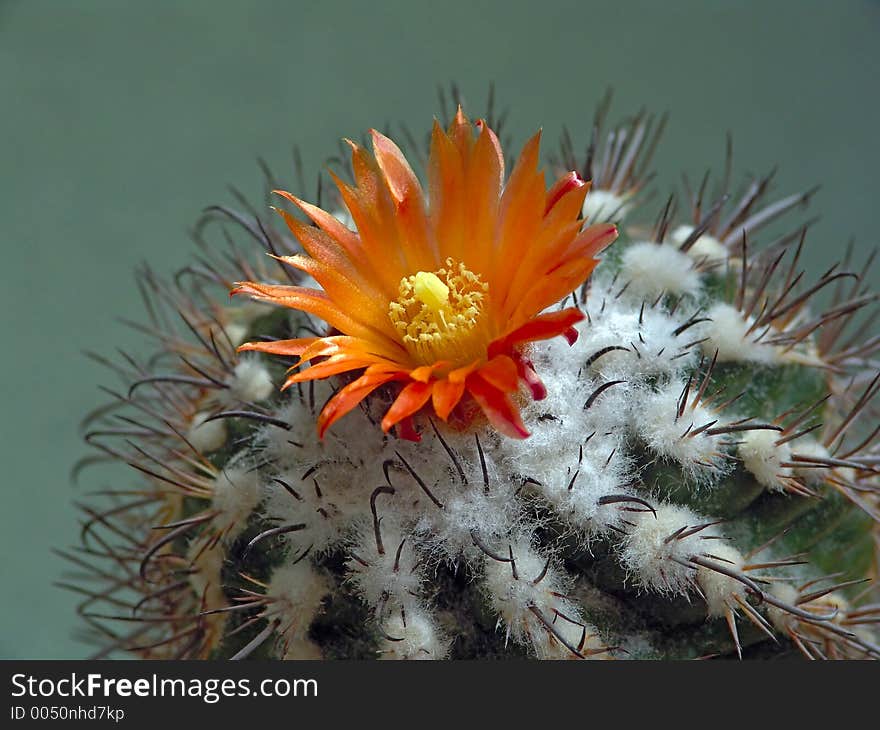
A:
[389,259,489,366]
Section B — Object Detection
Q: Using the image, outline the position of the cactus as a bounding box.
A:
[68,91,880,660]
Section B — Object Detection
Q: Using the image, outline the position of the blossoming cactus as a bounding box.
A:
[70,92,880,660]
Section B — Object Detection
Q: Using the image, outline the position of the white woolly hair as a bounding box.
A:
[581,278,705,379]
[220,300,275,348]
[766,583,801,632]
[669,224,730,266]
[702,303,778,364]
[261,461,370,555]
[532,613,607,660]
[345,521,424,613]
[582,189,632,223]
[739,429,792,492]
[414,481,522,565]
[619,241,703,299]
[186,410,228,453]
[481,535,577,650]
[255,378,387,473]
[632,381,731,482]
[619,502,714,595]
[211,460,263,541]
[507,428,633,539]
[789,439,833,485]
[694,541,746,617]
[265,561,330,635]
[222,356,274,405]
[379,608,449,660]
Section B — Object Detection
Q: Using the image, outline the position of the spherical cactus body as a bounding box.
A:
[70,93,879,660]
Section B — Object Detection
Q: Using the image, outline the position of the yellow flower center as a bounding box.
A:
[389,258,489,367]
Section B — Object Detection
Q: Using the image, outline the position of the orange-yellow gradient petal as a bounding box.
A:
[232,109,618,441]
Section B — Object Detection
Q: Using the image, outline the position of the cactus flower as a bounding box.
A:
[232,109,617,440]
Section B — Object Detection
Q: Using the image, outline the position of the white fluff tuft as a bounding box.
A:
[582,189,632,222]
[212,463,263,541]
[739,429,791,492]
[582,280,704,378]
[632,381,729,481]
[415,481,520,564]
[346,521,423,612]
[379,609,449,660]
[669,225,729,266]
[226,356,275,403]
[619,242,703,299]
[702,303,778,363]
[187,410,228,453]
[766,583,800,632]
[789,439,832,485]
[619,502,712,594]
[265,561,330,635]
[695,542,746,617]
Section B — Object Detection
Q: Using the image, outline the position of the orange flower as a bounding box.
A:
[232,109,617,440]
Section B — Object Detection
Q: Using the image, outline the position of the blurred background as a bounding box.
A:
[1,0,877,658]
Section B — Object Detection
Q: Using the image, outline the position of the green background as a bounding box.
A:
[1,0,877,658]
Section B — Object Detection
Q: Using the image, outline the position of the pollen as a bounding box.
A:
[389,258,489,366]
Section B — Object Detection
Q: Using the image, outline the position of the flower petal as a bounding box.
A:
[238,337,320,357]
[476,354,520,393]
[381,380,434,433]
[544,172,588,215]
[466,374,530,439]
[431,378,466,421]
[317,368,402,438]
[513,354,547,401]
[489,308,586,357]
[231,281,400,351]
[284,354,392,388]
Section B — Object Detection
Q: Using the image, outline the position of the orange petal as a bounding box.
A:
[409,361,451,383]
[273,253,396,337]
[381,380,434,433]
[395,416,421,442]
[563,222,619,261]
[328,169,408,292]
[231,281,398,350]
[274,190,365,266]
[371,129,424,207]
[511,258,597,323]
[431,378,466,421]
[270,208,389,302]
[255,335,405,365]
[448,106,474,158]
[513,354,547,401]
[371,129,436,272]
[476,355,520,393]
[447,361,481,383]
[237,337,320,357]
[545,172,588,215]
[317,370,402,438]
[460,120,504,276]
[491,131,545,301]
[428,119,467,263]
[284,353,385,387]
[489,308,586,357]
[466,374,530,439]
